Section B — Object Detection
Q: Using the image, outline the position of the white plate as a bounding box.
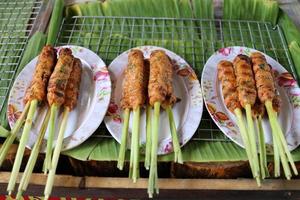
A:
[201,46,300,152]
[7,45,111,151]
[104,46,203,155]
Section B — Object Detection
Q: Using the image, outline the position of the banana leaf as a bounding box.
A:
[47,0,65,45]
[66,0,213,19]
[223,0,279,25]
[289,41,300,82]
[278,11,300,45]
[277,11,300,80]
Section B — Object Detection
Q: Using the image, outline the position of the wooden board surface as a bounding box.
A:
[1,172,300,190]
[1,172,300,199]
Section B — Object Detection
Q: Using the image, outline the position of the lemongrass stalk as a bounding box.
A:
[234,108,260,186]
[145,105,152,170]
[245,104,260,181]
[265,101,280,177]
[132,107,141,182]
[7,100,38,195]
[0,102,30,166]
[166,106,183,164]
[0,125,9,137]
[266,101,296,177]
[129,124,134,179]
[273,135,280,177]
[274,128,291,179]
[16,110,50,199]
[266,101,298,175]
[44,104,59,173]
[44,107,69,200]
[256,118,265,179]
[257,116,269,178]
[148,102,160,198]
[117,108,130,170]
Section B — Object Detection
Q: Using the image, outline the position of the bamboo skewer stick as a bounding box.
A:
[7,99,38,195]
[166,106,183,164]
[148,102,160,198]
[44,107,69,200]
[16,109,50,199]
[117,108,130,170]
[0,101,30,166]
[145,105,152,170]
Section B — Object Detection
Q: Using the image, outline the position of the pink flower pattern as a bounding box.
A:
[218,47,232,56]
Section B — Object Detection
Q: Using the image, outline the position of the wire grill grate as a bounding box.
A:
[0,0,43,113]
[56,16,296,142]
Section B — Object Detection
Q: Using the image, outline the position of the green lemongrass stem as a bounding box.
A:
[267,102,298,175]
[7,100,38,195]
[257,116,269,178]
[148,102,160,198]
[234,109,260,185]
[265,101,281,177]
[273,134,280,177]
[166,106,183,164]
[274,127,292,179]
[117,108,130,170]
[44,107,69,200]
[16,110,51,199]
[129,121,134,179]
[0,102,30,166]
[145,105,152,170]
[245,104,260,182]
[266,101,296,177]
[256,117,265,179]
[44,104,59,174]
[132,107,141,183]
[0,125,9,137]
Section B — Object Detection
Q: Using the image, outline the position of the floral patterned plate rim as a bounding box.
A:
[202,46,300,152]
[7,45,111,151]
[104,46,203,155]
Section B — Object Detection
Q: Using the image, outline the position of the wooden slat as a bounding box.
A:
[1,172,300,191]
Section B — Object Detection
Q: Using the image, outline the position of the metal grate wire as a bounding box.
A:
[0,0,43,112]
[56,16,296,142]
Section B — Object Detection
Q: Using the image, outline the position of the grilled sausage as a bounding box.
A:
[121,49,147,110]
[217,60,241,113]
[250,52,275,103]
[64,58,82,110]
[233,54,257,107]
[148,50,176,109]
[24,45,57,103]
[47,48,74,106]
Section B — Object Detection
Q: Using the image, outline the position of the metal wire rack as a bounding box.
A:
[0,0,43,112]
[56,16,296,142]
